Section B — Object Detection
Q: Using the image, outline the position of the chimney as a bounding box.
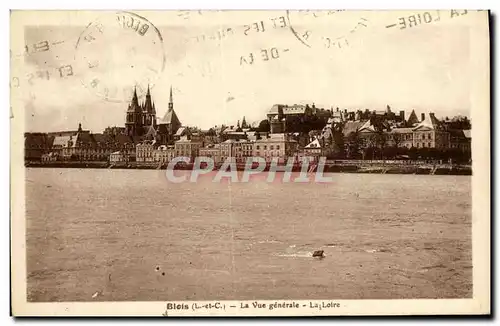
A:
[421,113,425,121]
[399,110,405,122]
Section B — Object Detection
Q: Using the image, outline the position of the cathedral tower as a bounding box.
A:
[158,85,182,145]
[125,87,145,137]
[143,85,156,128]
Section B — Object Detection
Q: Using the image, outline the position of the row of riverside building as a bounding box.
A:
[25,87,472,165]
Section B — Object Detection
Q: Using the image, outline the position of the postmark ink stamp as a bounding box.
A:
[385,10,469,30]
[74,11,166,103]
[286,10,369,50]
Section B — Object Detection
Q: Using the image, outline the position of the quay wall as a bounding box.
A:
[24,161,472,176]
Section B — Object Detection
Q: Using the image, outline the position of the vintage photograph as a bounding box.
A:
[10,10,490,316]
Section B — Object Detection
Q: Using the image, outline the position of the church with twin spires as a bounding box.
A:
[125,85,182,144]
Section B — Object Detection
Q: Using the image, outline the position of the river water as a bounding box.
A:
[25,168,472,301]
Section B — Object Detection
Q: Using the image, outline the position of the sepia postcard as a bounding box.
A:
[10,9,490,316]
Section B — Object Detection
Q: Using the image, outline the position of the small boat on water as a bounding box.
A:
[312,250,325,258]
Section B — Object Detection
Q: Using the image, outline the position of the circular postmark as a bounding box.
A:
[287,10,370,50]
[74,11,166,103]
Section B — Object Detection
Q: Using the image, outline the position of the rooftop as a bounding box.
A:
[305,139,322,149]
[389,128,414,134]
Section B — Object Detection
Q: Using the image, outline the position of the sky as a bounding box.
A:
[11,10,485,133]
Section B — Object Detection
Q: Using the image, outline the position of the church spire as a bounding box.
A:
[144,84,153,113]
[168,85,173,111]
[132,86,141,113]
[132,86,138,103]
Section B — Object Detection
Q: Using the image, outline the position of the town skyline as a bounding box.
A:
[25,86,471,134]
[19,11,473,133]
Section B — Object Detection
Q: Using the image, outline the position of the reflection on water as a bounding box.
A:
[26,168,472,301]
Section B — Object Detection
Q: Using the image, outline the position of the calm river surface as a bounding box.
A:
[26,168,472,301]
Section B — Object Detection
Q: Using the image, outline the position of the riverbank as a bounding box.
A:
[24,161,472,175]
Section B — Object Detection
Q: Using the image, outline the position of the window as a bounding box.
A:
[264,145,267,150]
[428,142,431,148]
[256,145,260,150]
[270,145,274,150]
[277,145,280,150]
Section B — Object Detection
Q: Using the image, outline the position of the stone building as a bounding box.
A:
[412,113,450,149]
[253,133,298,163]
[303,138,323,159]
[386,128,414,148]
[136,140,156,162]
[267,103,330,134]
[449,129,471,152]
[219,139,238,163]
[153,145,175,163]
[48,123,137,162]
[174,136,203,160]
[110,151,125,163]
[199,144,222,164]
